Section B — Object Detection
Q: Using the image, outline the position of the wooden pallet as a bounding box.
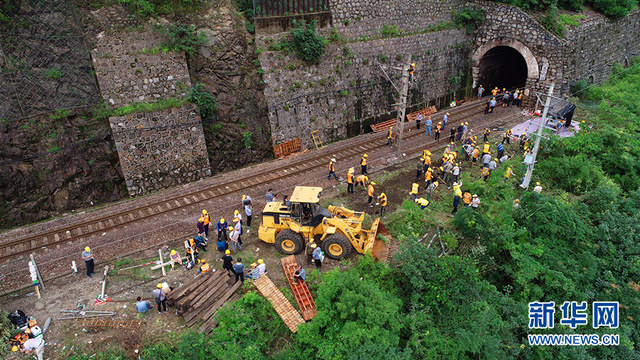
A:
[406,105,438,122]
[253,274,306,333]
[274,138,302,158]
[166,270,241,333]
[370,118,399,133]
[280,256,317,321]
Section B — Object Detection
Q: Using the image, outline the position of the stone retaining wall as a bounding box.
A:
[110,105,211,196]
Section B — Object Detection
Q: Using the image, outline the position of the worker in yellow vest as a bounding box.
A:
[356,174,368,188]
[387,127,393,147]
[328,158,338,180]
[452,182,462,198]
[347,168,355,194]
[482,141,491,156]
[504,167,515,182]
[200,210,211,239]
[367,182,376,207]
[410,182,420,201]
[360,154,368,175]
[414,197,430,210]
[378,192,388,214]
[483,127,491,142]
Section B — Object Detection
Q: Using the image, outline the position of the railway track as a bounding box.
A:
[0,98,503,261]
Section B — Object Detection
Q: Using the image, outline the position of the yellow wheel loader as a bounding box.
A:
[258,186,391,260]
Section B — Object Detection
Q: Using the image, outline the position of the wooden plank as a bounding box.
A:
[174,274,220,308]
[253,275,305,333]
[197,281,242,333]
[188,272,229,308]
[280,256,317,321]
[184,286,227,326]
[167,272,212,302]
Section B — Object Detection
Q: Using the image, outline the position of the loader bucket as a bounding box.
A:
[364,218,392,261]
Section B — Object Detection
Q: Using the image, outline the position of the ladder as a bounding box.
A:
[311,131,324,150]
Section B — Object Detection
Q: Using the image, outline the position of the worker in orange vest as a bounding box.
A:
[360,154,368,175]
[200,210,211,239]
[387,127,393,147]
[356,174,368,188]
[378,192,388,215]
[367,182,376,207]
[328,158,338,180]
[425,167,433,187]
[347,167,355,194]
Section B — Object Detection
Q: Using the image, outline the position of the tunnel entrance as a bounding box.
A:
[477,46,528,91]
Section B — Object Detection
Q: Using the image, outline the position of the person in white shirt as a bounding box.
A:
[22,336,45,360]
[471,194,480,210]
[533,182,543,194]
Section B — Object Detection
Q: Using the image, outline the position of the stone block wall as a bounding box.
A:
[330,0,466,40]
[110,105,211,196]
[564,9,640,88]
[91,28,191,107]
[259,29,470,147]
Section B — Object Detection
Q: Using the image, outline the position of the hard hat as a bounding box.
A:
[465,122,468,125]
[363,154,368,158]
[370,182,376,185]
[258,259,264,264]
[453,182,459,186]
[233,218,239,222]
[461,122,464,126]
[349,168,354,173]
[242,195,247,200]
[202,210,207,214]
[220,218,225,223]
[311,243,317,248]
[171,250,177,255]
[227,226,234,231]
[494,158,498,161]
[225,249,231,255]
[234,210,239,215]
[420,158,425,162]
[201,259,206,263]
[24,329,31,334]
[438,121,442,124]
[331,158,336,162]
[12,346,18,352]
[515,199,520,202]
[536,182,540,186]
[251,263,257,267]
[84,246,90,252]
[198,218,204,222]
[473,194,478,197]
[446,112,450,115]
[157,283,163,288]
[434,181,439,185]
[426,151,431,155]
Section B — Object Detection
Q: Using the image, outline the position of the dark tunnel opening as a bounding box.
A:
[477,46,528,92]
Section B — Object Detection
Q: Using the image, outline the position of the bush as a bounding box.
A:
[558,13,586,27]
[235,0,255,33]
[570,78,590,98]
[381,24,401,38]
[188,84,217,119]
[289,20,327,64]
[540,4,566,37]
[588,0,636,18]
[453,6,486,34]
[153,23,205,57]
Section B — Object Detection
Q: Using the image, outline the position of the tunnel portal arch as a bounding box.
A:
[472,39,539,92]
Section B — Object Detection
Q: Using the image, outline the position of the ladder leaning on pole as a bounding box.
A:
[311,131,324,150]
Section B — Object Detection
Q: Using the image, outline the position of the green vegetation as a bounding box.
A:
[45,67,62,80]
[153,23,205,57]
[117,0,206,18]
[188,84,217,119]
[540,3,566,37]
[93,98,186,119]
[381,24,402,38]
[494,0,636,18]
[453,5,486,34]
[234,0,255,33]
[50,109,71,120]
[329,28,344,43]
[242,131,253,149]
[289,20,328,64]
[558,13,586,26]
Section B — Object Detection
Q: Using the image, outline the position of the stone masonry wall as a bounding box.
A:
[91,28,191,107]
[259,29,471,148]
[565,9,640,88]
[110,105,211,196]
[330,0,466,40]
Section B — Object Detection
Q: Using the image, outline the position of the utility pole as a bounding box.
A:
[521,83,554,189]
[393,57,412,160]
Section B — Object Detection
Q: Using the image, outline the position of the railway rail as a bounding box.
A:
[0,98,515,263]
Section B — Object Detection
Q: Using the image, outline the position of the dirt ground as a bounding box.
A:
[1,117,526,359]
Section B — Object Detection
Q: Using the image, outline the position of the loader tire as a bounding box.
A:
[275,230,304,255]
[322,234,352,260]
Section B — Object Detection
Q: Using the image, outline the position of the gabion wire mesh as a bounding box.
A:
[0,0,100,122]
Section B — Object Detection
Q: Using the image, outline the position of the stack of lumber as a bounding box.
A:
[274,138,301,158]
[166,270,241,333]
[281,256,317,321]
[254,274,306,333]
[370,118,399,133]
[406,105,438,122]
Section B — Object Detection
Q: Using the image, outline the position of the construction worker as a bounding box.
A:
[504,167,515,182]
[534,182,542,194]
[478,85,484,98]
[229,225,241,253]
[244,201,253,228]
[198,259,211,274]
[471,194,480,210]
[434,122,442,142]
[463,191,472,206]
[356,174,368,188]
[233,210,243,238]
[221,249,233,275]
[378,192,388,214]
[489,97,497,113]
[360,154,368,175]
[196,218,205,240]
[452,182,462,198]
[266,189,277,202]
[513,199,520,208]
[312,244,322,268]
[472,147,480,166]
[442,112,449,130]
[216,218,228,242]
[415,197,430,209]
[82,246,95,278]
[489,158,497,172]
[452,193,461,215]
[425,116,432,136]
[422,150,432,171]
[501,132,508,144]
[416,114,422,130]
[136,296,152,313]
[506,129,513,144]
[481,166,491,182]
[169,250,181,271]
[328,158,338,180]
[367,182,376,207]
[443,160,453,186]
[387,127,393,147]
[452,163,461,183]
[233,258,245,283]
[186,239,199,263]
[293,266,307,283]
[425,167,433,187]
[416,159,424,181]
[482,141,491,156]
[425,181,438,201]
[153,283,167,313]
[497,142,505,159]
[201,210,211,239]
[305,240,315,265]
[20,335,45,360]
[462,122,469,138]
[492,87,498,96]
[347,168,355,194]
[456,122,464,141]
[449,127,456,143]
[410,182,419,201]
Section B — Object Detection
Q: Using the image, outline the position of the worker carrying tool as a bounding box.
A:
[347,167,355,194]
[328,158,338,180]
[378,192,388,214]
[360,154,368,175]
[367,182,376,207]
[410,182,420,201]
[387,127,393,147]
[414,197,430,210]
[356,174,368,188]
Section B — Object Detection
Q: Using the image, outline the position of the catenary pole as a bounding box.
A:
[521,83,554,189]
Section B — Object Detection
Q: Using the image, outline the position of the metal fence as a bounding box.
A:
[0,0,99,122]
[254,0,330,17]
